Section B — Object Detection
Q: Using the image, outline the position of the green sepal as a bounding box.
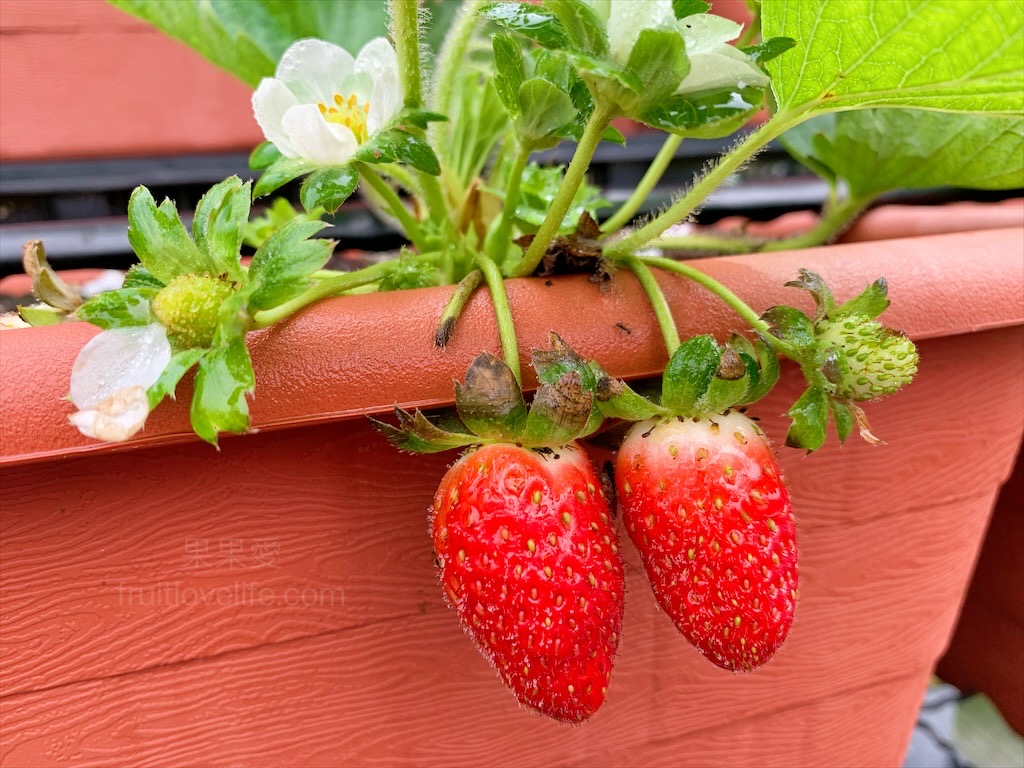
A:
[673,0,710,18]
[733,333,780,405]
[212,284,254,346]
[249,141,282,171]
[592,370,669,421]
[189,336,255,446]
[784,268,835,321]
[394,109,449,130]
[122,264,165,290]
[481,3,570,49]
[565,50,643,93]
[785,384,830,451]
[247,219,332,312]
[545,0,609,57]
[453,352,528,441]
[624,28,690,109]
[531,332,603,437]
[192,176,249,282]
[661,334,721,415]
[76,288,158,329]
[370,407,480,453]
[253,157,316,200]
[17,305,64,326]
[300,166,358,213]
[127,186,213,283]
[742,36,796,65]
[22,242,82,311]
[493,34,526,116]
[761,305,817,350]
[515,78,577,147]
[148,348,207,410]
[519,370,594,447]
[357,129,441,175]
[699,346,758,415]
[833,277,890,320]
[830,396,855,444]
[640,84,764,138]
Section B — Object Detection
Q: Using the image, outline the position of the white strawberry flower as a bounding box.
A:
[252,38,403,166]
[68,324,171,442]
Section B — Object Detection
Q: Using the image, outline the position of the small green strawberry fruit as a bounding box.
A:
[152,273,235,348]
[817,316,918,401]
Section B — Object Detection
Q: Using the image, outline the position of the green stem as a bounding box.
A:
[251,259,401,329]
[635,255,802,360]
[431,0,484,118]
[513,102,614,277]
[356,162,425,247]
[435,268,484,348]
[652,233,763,254]
[604,113,803,258]
[486,146,530,265]
[475,253,521,384]
[389,0,449,225]
[622,255,680,355]
[601,134,683,233]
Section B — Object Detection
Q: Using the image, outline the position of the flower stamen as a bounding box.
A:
[318,92,371,144]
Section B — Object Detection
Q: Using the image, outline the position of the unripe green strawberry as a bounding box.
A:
[152,273,235,348]
[817,316,918,401]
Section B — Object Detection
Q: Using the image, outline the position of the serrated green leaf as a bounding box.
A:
[127,186,215,283]
[673,0,710,19]
[640,84,763,138]
[546,0,609,57]
[247,219,332,311]
[742,36,795,65]
[253,157,316,200]
[358,130,441,175]
[782,109,1024,200]
[761,306,817,349]
[454,352,528,441]
[516,78,578,146]
[830,396,855,443]
[661,335,721,414]
[192,177,249,281]
[147,348,207,410]
[833,278,890,320]
[785,384,829,451]
[76,288,158,329]
[300,166,358,213]
[189,337,255,445]
[482,2,570,49]
[122,264,165,290]
[249,141,282,171]
[624,28,690,107]
[763,0,1024,117]
[493,34,527,116]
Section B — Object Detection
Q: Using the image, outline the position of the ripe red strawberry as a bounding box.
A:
[433,440,625,722]
[616,410,797,671]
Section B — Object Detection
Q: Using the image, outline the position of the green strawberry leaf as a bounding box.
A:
[76,288,158,329]
[830,396,855,444]
[249,140,282,171]
[785,384,830,451]
[190,337,255,446]
[299,166,358,214]
[127,186,217,283]
[833,277,890,320]
[481,2,570,49]
[121,264,165,290]
[661,334,721,415]
[253,156,316,200]
[147,348,208,410]
[673,0,710,19]
[247,219,333,312]
[192,176,249,281]
[357,129,441,175]
[454,352,528,441]
[763,0,1024,117]
[493,34,527,116]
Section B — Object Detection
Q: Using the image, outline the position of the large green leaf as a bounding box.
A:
[248,219,333,311]
[763,0,1024,117]
[782,109,1024,199]
[110,0,460,86]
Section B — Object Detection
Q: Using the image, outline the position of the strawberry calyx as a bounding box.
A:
[760,269,919,451]
[371,333,606,452]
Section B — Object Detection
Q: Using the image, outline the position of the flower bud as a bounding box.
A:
[152,273,235,348]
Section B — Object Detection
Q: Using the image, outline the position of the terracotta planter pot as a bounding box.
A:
[1,221,1022,767]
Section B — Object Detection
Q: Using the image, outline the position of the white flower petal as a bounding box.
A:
[582,0,611,23]
[281,103,359,166]
[367,67,403,134]
[69,385,150,442]
[678,49,769,93]
[252,77,301,158]
[276,38,355,105]
[678,14,744,53]
[608,0,675,64]
[354,38,399,84]
[70,324,171,409]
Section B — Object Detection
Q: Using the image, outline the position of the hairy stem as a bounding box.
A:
[476,253,521,384]
[622,255,680,355]
[431,0,484,119]
[602,134,683,233]
[486,146,531,264]
[356,162,425,248]
[513,102,614,277]
[435,268,484,347]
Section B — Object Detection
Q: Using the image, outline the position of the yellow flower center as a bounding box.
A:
[318,93,371,144]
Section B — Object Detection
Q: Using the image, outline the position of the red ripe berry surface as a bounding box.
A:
[432,441,625,722]
[617,411,798,671]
